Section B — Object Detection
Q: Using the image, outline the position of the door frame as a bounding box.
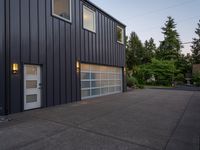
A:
[22,63,43,111]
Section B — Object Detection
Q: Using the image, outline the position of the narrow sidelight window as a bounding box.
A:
[52,0,71,22]
[83,6,96,32]
[117,26,124,44]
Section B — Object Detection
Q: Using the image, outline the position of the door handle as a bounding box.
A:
[38,83,42,89]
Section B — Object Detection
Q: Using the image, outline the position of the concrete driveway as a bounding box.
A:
[0,89,200,150]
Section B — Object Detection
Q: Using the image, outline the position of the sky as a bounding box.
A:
[90,0,200,55]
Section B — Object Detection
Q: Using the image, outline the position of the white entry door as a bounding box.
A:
[24,65,42,110]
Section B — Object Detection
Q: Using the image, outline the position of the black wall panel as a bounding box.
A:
[53,18,60,105]
[30,0,39,64]
[21,0,30,63]
[65,23,72,103]
[0,0,5,115]
[3,0,126,114]
[46,0,54,106]
[10,0,21,113]
[38,0,47,107]
[59,21,66,104]
[75,0,81,101]
[71,0,77,102]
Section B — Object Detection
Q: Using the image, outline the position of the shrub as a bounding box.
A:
[131,59,176,86]
[127,76,138,87]
[193,72,200,86]
[175,73,185,82]
[174,73,185,85]
[137,84,144,89]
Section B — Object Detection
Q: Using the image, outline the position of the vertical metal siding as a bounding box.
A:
[98,13,102,63]
[38,0,47,107]
[65,23,72,103]
[71,0,77,102]
[95,12,99,63]
[10,0,21,113]
[46,0,54,106]
[59,21,66,104]
[30,0,39,64]
[53,18,60,105]
[5,0,10,114]
[0,0,5,115]
[21,0,30,63]
[4,0,126,114]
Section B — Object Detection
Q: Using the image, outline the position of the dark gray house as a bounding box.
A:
[0,0,126,115]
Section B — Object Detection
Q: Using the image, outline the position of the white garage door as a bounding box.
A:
[81,64,123,99]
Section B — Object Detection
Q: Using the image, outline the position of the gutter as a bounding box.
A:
[82,0,126,27]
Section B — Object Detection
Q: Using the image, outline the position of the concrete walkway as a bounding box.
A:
[0,89,199,150]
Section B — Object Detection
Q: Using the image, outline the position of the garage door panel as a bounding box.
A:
[81,89,90,98]
[91,88,101,96]
[81,72,90,80]
[91,73,101,79]
[81,81,90,89]
[81,64,123,99]
[91,81,101,87]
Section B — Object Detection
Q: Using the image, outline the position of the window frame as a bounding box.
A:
[117,26,124,44]
[83,5,96,33]
[52,0,72,23]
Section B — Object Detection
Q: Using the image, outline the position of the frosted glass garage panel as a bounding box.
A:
[81,64,123,99]
[81,64,90,71]
[81,72,90,80]
[81,81,90,88]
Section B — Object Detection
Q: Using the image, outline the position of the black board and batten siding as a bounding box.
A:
[0,0,126,115]
[0,0,6,115]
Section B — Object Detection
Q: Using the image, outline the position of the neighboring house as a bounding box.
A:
[193,64,200,74]
[0,0,126,115]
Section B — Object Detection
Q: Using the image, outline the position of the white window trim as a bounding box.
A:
[83,5,96,33]
[117,26,124,44]
[52,0,72,23]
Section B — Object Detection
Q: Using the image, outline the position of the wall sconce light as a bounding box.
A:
[124,67,126,73]
[76,60,80,72]
[12,63,19,74]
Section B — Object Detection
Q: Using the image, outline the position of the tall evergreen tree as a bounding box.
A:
[159,16,182,60]
[191,20,200,64]
[126,32,144,69]
[143,37,156,63]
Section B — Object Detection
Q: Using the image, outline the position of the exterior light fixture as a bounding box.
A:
[124,67,126,73]
[76,60,80,72]
[12,63,19,74]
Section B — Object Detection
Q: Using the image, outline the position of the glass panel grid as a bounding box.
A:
[81,64,122,99]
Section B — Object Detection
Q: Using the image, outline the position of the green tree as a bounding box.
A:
[191,20,200,64]
[143,37,156,63]
[134,59,176,86]
[159,16,182,60]
[126,32,144,69]
[175,54,192,82]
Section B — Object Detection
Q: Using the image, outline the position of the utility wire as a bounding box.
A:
[133,0,198,18]
[139,16,200,32]
[181,42,192,44]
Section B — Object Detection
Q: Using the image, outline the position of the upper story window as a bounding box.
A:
[52,0,71,22]
[83,6,96,32]
[117,26,124,44]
